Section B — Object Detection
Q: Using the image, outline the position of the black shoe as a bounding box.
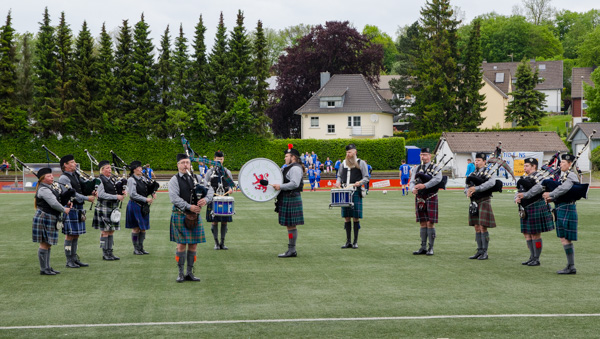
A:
[176,273,185,283]
[103,254,115,261]
[140,249,149,255]
[521,258,533,265]
[73,258,89,267]
[278,250,297,258]
[185,272,201,281]
[220,243,228,250]
[352,243,358,249]
[133,249,144,255]
[66,261,80,268]
[214,243,220,250]
[110,253,120,260]
[40,269,57,275]
[469,251,482,259]
[426,248,434,256]
[477,252,488,260]
[413,248,427,255]
[527,260,540,266]
[557,265,576,274]
[341,242,352,249]
[49,267,61,274]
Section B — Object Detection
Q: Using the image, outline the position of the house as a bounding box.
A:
[480,69,512,129]
[295,73,396,139]
[571,67,596,125]
[566,122,600,171]
[481,60,563,113]
[434,131,568,181]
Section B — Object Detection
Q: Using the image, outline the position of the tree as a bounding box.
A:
[131,14,157,132]
[519,0,555,25]
[229,10,253,99]
[156,24,173,126]
[171,24,190,111]
[267,21,384,137]
[410,0,461,134]
[584,67,600,122]
[363,25,398,74]
[456,19,486,131]
[55,11,75,134]
[189,15,208,106]
[95,23,120,133]
[505,59,547,126]
[72,21,98,133]
[554,9,600,60]
[254,24,313,69]
[389,21,420,115]
[207,12,233,135]
[0,11,27,135]
[251,20,271,135]
[15,32,34,113]
[578,26,600,67]
[32,7,59,136]
[114,20,135,123]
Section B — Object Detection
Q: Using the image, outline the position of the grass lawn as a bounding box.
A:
[540,114,572,136]
[1,189,599,338]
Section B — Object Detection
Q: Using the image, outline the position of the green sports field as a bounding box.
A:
[1,189,599,338]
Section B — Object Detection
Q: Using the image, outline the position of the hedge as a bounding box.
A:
[1,135,406,171]
[592,145,600,171]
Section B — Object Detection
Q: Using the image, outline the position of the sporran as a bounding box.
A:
[110,209,121,223]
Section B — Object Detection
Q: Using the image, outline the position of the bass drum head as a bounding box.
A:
[238,158,283,202]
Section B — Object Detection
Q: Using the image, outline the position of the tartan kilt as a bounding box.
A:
[555,202,578,241]
[32,209,59,245]
[92,199,121,231]
[206,203,233,223]
[468,196,496,228]
[520,199,554,234]
[341,191,363,219]
[126,200,150,230]
[415,194,438,223]
[170,206,206,244]
[62,203,87,235]
[278,193,304,226]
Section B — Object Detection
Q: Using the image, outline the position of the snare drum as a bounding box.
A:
[330,188,354,208]
[212,196,235,216]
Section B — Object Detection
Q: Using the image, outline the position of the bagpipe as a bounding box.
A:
[110,150,160,196]
[414,146,453,197]
[516,152,561,208]
[541,130,596,204]
[42,145,100,196]
[181,145,209,230]
[466,142,515,201]
[180,133,235,189]
[11,154,75,206]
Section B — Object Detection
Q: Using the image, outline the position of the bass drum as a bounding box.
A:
[238,158,283,202]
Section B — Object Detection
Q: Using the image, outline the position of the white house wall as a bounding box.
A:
[300,113,394,139]
[541,89,561,113]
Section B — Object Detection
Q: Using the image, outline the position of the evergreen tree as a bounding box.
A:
[410,0,461,134]
[95,23,120,132]
[189,15,208,106]
[584,68,600,122]
[0,11,27,135]
[389,21,420,116]
[16,33,34,113]
[171,24,190,111]
[72,21,98,133]
[32,7,59,136]
[229,10,253,99]
[114,19,135,125]
[456,19,486,131]
[207,12,233,135]
[251,20,271,135]
[55,11,75,134]
[131,14,157,132]
[156,24,173,131]
[505,59,547,126]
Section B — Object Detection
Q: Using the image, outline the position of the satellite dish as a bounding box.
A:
[370,114,378,123]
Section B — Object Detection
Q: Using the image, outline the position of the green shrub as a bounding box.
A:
[591,145,600,171]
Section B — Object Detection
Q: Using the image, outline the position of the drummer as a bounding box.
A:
[334,144,369,249]
[268,144,305,258]
[205,151,234,250]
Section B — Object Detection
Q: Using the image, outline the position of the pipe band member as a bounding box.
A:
[126,160,155,255]
[205,151,234,250]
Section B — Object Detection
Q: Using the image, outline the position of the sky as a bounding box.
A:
[5,0,599,50]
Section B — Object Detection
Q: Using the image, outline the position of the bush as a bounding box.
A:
[591,145,600,171]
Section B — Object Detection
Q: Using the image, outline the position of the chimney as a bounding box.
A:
[320,72,330,88]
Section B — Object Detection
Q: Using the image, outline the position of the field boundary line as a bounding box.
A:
[2,313,600,330]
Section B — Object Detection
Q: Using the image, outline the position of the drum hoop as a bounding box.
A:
[238,158,283,202]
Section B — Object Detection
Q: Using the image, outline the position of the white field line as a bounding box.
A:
[2,313,600,330]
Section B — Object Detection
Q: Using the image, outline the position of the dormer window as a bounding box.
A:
[327,101,335,107]
[538,64,546,70]
[495,73,504,83]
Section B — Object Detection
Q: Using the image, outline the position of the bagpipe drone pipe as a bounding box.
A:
[515,155,562,207]
[110,150,160,196]
[180,133,235,189]
[465,144,515,201]
[11,154,76,205]
[42,145,100,196]
[414,154,452,196]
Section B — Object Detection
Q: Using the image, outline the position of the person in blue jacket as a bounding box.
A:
[307,165,316,191]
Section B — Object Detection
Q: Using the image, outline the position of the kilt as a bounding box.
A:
[32,209,59,245]
[62,203,87,235]
[92,199,121,231]
[415,194,438,223]
[341,191,363,219]
[468,196,496,228]
[170,206,206,244]
[126,200,150,230]
[206,203,233,223]
[555,202,578,241]
[278,193,304,226]
[520,199,554,234]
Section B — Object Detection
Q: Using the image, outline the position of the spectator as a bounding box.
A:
[334,158,341,176]
[311,151,318,166]
[364,162,372,194]
[198,161,209,180]
[315,165,321,188]
[466,158,475,177]
[325,157,333,173]
[315,157,322,172]
[142,164,154,180]
[307,164,316,191]
[1,159,9,174]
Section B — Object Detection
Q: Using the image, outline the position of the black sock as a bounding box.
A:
[344,221,351,242]
[353,222,360,244]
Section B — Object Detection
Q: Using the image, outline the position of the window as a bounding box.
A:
[310,117,319,128]
[495,72,504,83]
[538,64,546,70]
[327,124,335,133]
[327,101,335,107]
[347,116,361,127]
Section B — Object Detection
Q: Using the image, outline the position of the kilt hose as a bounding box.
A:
[469,196,496,228]
[62,202,86,235]
[92,199,121,231]
[520,199,554,234]
[170,206,206,244]
[278,193,304,226]
[415,193,438,223]
[126,200,150,230]
[341,191,363,219]
[555,202,578,241]
[32,209,59,245]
